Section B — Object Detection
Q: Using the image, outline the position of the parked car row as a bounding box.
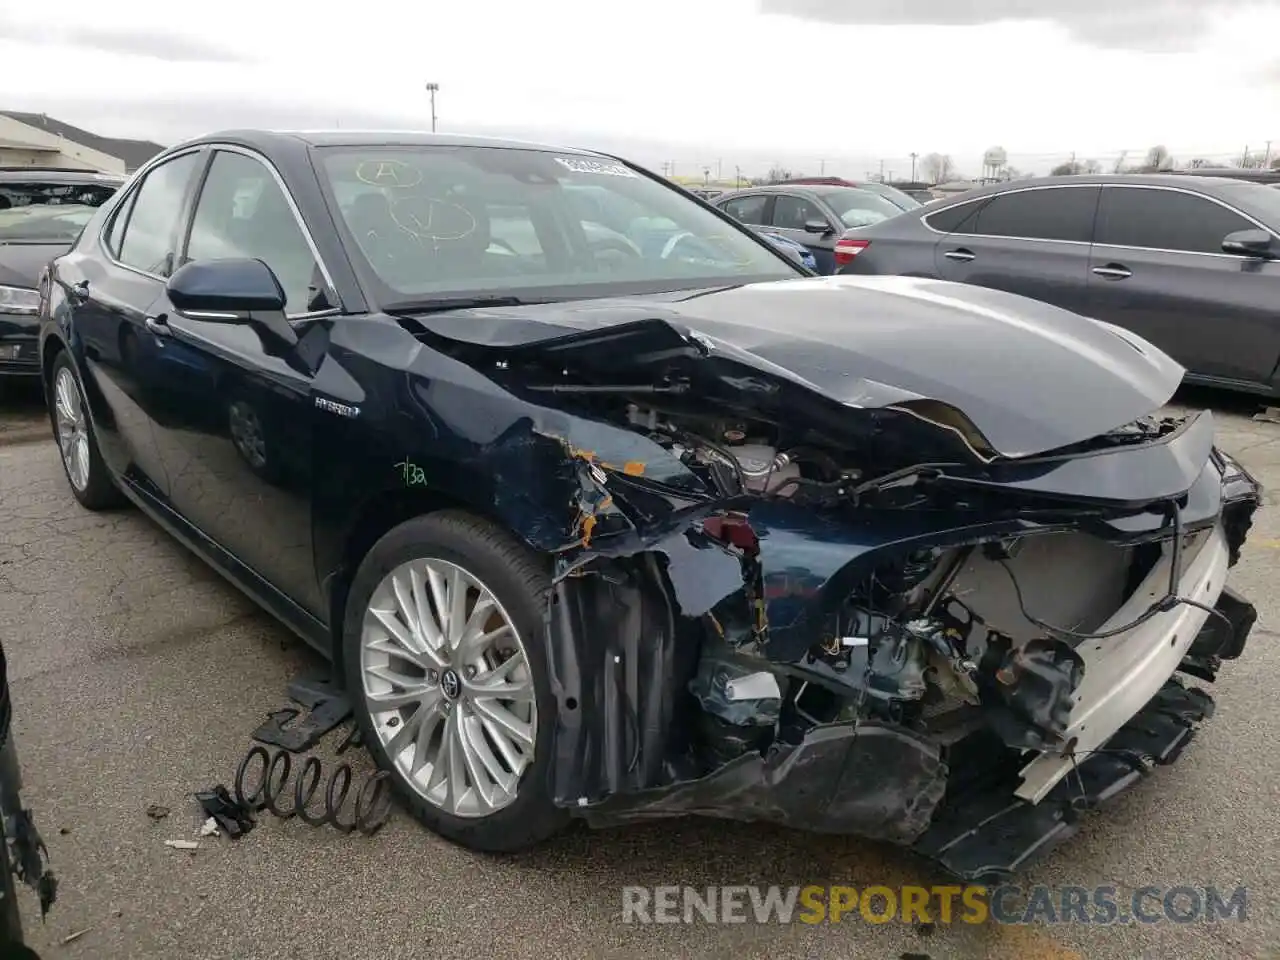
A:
[712,184,908,274]
[840,174,1280,396]
[706,167,1280,398]
[28,129,1262,881]
[0,167,125,379]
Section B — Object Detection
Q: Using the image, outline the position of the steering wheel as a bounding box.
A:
[659,231,702,259]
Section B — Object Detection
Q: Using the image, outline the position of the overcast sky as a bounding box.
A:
[4,0,1280,178]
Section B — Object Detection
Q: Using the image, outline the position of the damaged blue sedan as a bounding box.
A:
[36,131,1261,880]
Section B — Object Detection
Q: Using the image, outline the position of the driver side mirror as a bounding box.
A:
[1222,228,1275,258]
[166,258,297,347]
[803,219,833,235]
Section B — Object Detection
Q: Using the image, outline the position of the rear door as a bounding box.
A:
[933,184,1099,315]
[1086,185,1280,384]
[767,193,838,273]
[59,148,206,497]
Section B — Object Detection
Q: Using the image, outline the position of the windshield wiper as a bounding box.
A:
[382,295,538,316]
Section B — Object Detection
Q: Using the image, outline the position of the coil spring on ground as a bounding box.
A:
[234,745,393,835]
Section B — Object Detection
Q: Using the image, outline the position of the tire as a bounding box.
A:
[48,351,123,511]
[342,510,569,852]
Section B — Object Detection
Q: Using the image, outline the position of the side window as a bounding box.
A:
[185,150,324,314]
[722,194,769,225]
[969,187,1098,243]
[771,195,828,230]
[116,152,201,275]
[1095,187,1254,254]
[103,191,137,258]
[923,199,985,234]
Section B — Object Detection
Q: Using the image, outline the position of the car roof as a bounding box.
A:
[179,128,610,158]
[716,184,873,198]
[0,166,125,184]
[940,173,1264,202]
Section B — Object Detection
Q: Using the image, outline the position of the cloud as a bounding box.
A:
[6,96,416,145]
[758,0,1275,51]
[0,16,250,63]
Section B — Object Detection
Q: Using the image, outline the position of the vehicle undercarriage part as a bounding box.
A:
[233,745,393,835]
[250,677,353,753]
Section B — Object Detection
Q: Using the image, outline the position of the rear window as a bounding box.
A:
[0,180,119,210]
[922,198,985,233]
[0,178,121,242]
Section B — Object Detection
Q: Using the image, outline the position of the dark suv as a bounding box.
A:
[839,174,1280,396]
[0,167,124,379]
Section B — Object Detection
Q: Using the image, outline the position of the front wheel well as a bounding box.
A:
[325,487,516,681]
[41,334,66,396]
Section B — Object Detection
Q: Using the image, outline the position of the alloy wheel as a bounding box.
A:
[360,558,536,818]
[53,367,91,492]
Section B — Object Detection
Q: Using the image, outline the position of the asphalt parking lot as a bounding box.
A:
[1,380,1278,960]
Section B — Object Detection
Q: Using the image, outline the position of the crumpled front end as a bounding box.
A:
[537,412,1260,880]
[402,311,1262,879]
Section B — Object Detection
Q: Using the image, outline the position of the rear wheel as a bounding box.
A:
[342,510,568,851]
[49,353,121,510]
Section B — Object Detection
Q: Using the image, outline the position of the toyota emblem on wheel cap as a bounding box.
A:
[439,668,461,700]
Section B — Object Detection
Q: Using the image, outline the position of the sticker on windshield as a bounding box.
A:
[554,157,637,178]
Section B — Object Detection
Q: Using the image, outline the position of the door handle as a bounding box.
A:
[1092,264,1132,280]
[944,249,976,262]
[144,314,172,337]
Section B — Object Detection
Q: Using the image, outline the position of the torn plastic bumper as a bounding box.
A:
[914,680,1215,881]
[580,721,947,844]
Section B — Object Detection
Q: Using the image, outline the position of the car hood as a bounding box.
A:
[0,242,66,289]
[408,274,1186,460]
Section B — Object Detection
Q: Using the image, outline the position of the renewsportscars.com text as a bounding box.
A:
[621,884,1248,926]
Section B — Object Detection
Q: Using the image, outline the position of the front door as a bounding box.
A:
[933,184,1099,316]
[1086,184,1280,385]
[60,148,206,498]
[147,147,336,618]
[767,193,838,274]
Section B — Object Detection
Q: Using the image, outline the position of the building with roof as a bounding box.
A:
[0,111,165,173]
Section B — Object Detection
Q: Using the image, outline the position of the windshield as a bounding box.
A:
[0,180,119,242]
[317,146,798,305]
[1221,181,1280,226]
[817,188,905,228]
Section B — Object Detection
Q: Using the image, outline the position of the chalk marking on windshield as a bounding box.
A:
[389,196,476,243]
[355,160,423,188]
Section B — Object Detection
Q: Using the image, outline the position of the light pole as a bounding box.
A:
[425,82,439,132]
[910,152,918,181]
